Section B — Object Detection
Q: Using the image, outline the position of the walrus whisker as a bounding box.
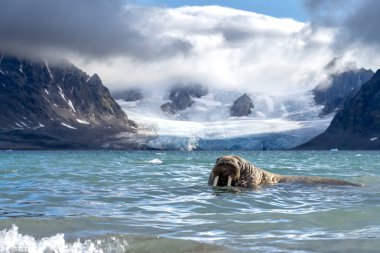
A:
[227,176,232,187]
[213,176,219,186]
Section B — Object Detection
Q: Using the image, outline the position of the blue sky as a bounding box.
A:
[133,0,309,21]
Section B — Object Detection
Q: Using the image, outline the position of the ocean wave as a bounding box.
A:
[0,225,232,253]
[0,225,127,253]
[146,158,163,164]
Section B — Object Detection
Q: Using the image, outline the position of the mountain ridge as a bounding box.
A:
[0,54,145,149]
[298,69,380,149]
[313,67,374,115]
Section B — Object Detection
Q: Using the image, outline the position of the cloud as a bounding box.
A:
[301,0,380,79]
[304,0,380,51]
[343,1,380,49]
[303,0,354,25]
[76,6,340,95]
[2,2,375,96]
[0,0,192,60]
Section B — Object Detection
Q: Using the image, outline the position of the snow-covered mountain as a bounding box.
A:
[0,55,141,149]
[117,88,332,150]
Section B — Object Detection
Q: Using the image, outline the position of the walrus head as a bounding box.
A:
[209,155,243,187]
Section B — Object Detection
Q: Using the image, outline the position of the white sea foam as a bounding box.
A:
[147,158,163,164]
[0,225,126,253]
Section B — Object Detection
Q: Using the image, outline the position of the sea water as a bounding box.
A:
[0,150,379,253]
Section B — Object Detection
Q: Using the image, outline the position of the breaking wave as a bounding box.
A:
[146,158,163,164]
[0,225,127,253]
[0,225,231,253]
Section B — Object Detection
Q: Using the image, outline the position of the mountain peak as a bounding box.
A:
[299,70,380,149]
[0,55,141,149]
[230,93,254,117]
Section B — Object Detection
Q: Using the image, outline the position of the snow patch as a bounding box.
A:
[67,100,76,113]
[44,60,54,80]
[19,63,24,74]
[0,55,4,75]
[61,123,77,129]
[58,85,67,102]
[20,121,29,128]
[76,119,90,125]
[58,86,77,112]
[33,123,45,129]
[370,137,378,142]
[44,89,49,95]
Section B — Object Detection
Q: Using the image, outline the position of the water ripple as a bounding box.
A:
[1,151,380,252]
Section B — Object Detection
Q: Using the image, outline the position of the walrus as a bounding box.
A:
[208,155,360,187]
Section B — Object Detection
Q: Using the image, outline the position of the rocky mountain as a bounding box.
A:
[0,54,142,149]
[313,68,374,115]
[160,84,208,114]
[230,93,254,117]
[112,88,143,102]
[298,69,380,149]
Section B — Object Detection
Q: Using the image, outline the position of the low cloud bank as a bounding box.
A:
[1,1,379,95]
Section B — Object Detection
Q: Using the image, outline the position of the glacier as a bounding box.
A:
[118,90,332,150]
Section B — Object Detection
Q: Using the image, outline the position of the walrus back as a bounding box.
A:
[278,175,361,186]
[240,159,281,186]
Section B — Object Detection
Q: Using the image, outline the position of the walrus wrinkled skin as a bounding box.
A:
[208,155,361,187]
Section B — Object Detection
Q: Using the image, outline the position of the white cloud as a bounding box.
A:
[74,5,341,95]
[1,1,378,96]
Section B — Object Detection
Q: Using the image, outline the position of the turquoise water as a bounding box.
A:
[0,150,380,253]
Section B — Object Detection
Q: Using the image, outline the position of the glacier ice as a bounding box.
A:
[118,90,332,150]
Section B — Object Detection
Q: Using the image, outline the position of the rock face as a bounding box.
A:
[161,84,208,114]
[0,54,140,149]
[112,88,143,102]
[298,69,380,149]
[313,68,373,115]
[230,93,254,117]
[160,102,177,115]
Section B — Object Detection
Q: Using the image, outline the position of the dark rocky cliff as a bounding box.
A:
[112,88,143,102]
[298,69,380,149]
[313,68,373,115]
[161,84,208,114]
[0,55,141,149]
[230,93,254,117]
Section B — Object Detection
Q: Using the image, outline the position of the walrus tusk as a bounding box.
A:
[227,176,232,187]
[213,176,219,186]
